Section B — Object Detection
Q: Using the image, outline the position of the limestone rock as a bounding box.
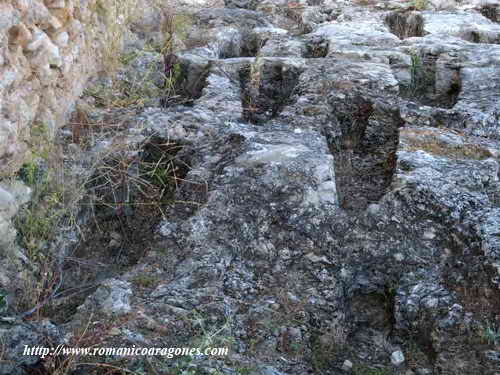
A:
[78,279,133,317]
[0,320,64,375]
[2,0,500,373]
[391,350,405,366]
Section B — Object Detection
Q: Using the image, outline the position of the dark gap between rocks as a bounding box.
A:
[219,29,264,58]
[443,231,500,327]
[304,37,329,58]
[50,138,189,323]
[241,35,266,58]
[479,5,498,23]
[7,25,24,51]
[284,6,313,36]
[239,60,301,124]
[459,27,499,44]
[161,55,210,107]
[307,0,325,5]
[323,93,403,212]
[399,52,461,109]
[384,11,425,40]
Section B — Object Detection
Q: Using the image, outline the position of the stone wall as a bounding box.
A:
[0,0,144,296]
[0,0,138,177]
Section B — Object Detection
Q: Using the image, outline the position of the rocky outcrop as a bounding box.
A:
[1,0,499,374]
[0,319,64,375]
[126,1,500,373]
[1,0,108,177]
[66,1,499,372]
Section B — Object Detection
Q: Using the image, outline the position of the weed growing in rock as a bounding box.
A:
[85,135,187,219]
[144,3,199,106]
[188,312,236,351]
[13,122,81,316]
[154,312,236,373]
[400,49,461,108]
[409,52,424,95]
[414,0,428,10]
[240,56,263,123]
[40,313,140,374]
[16,123,64,259]
[162,59,184,105]
[130,274,161,289]
[89,0,140,78]
[240,57,301,124]
[11,115,190,320]
[150,1,193,55]
[84,53,166,109]
[399,50,440,107]
[310,333,338,371]
[481,320,500,346]
[86,0,195,108]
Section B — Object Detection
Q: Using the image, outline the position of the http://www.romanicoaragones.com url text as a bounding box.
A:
[23,345,229,359]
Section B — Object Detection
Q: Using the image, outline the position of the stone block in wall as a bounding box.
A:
[0,0,116,177]
[0,0,166,290]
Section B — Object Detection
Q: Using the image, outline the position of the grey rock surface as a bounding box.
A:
[78,278,133,317]
[4,0,500,374]
[0,320,64,375]
[68,1,500,373]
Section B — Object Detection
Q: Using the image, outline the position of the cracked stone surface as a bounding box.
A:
[1,0,499,374]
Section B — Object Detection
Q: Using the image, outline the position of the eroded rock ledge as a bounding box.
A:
[1,0,499,374]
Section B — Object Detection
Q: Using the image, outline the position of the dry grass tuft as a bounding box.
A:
[88,0,140,77]
[402,128,494,160]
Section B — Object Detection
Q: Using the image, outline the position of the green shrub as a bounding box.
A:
[481,321,500,346]
[414,0,428,10]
